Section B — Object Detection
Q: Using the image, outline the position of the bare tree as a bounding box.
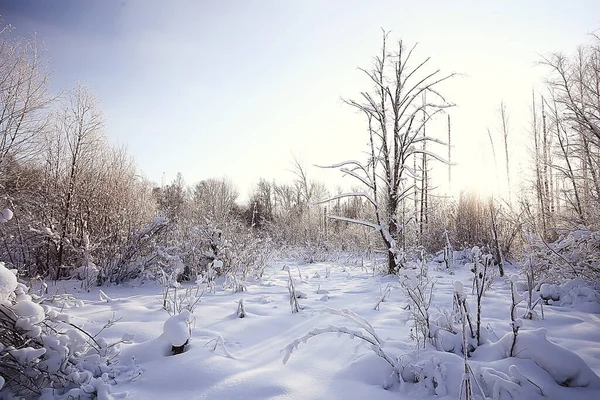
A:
[447,114,452,194]
[0,24,53,171]
[192,177,238,224]
[419,93,429,239]
[541,37,600,225]
[547,93,585,222]
[499,102,512,204]
[486,128,500,194]
[530,91,555,238]
[318,31,455,274]
[55,84,104,270]
[247,178,274,228]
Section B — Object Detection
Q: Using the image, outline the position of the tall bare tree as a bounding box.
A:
[0,25,53,171]
[192,177,238,224]
[541,36,600,225]
[55,84,104,269]
[318,32,455,274]
[499,101,512,204]
[447,114,452,194]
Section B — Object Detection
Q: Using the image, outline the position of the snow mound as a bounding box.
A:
[540,283,560,301]
[540,280,600,312]
[0,262,18,302]
[500,328,600,388]
[13,299,45,323]
[0,208,13,223]
[162,310,192,347]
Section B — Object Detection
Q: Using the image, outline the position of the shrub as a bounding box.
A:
[0,262,131,398]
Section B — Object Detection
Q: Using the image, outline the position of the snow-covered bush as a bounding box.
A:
[98,217,170,285]
[452,281,478,355]
[159,273,203,316]
[195,219,272,292]
[522,257,545,320]
[469,247,495,344]
[508,275,523,357]
[523,228,600,282]
[162,310,192,355]
[495,327,600,388]
[399,354,450,396]
[537,279,600,312]
[299,239,330,264]
[285,266,301,314]
[0,262,130,398]
[398,254,436,348]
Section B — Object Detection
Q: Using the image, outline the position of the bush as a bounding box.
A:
[523,227,600,282]
[0,262,131,399]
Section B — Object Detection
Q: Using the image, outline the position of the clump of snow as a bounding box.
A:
[152,216,166,224]
[471,246,482,260]
[479,366,531,399]
[555,280,600,311]
[212,259,224,271]
[453,280,464,294]
[75,262,99,281]
[13,299,45,323]
[13,298,46,337]
[0,262,18,302]
[511,318,523,330]
[540,283,560,302]
[0,208,13,223]
[538,280,600,312]
[162,310,192,347]
[9,347,47,364]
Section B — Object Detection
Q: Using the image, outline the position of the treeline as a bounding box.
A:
[0,25,376,281]
[1,24,599,284]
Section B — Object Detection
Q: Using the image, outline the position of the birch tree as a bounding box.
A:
[318,32,455,274]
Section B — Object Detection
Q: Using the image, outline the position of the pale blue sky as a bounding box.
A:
[2,0,599,199]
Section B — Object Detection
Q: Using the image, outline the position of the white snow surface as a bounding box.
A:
[29,259,600,400]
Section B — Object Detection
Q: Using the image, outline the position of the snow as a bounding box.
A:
[541,283,560,301]
[0,261,18,302]
[162,309,192,347]
[0,208,13,223]
[498,327,600,388]
[8,258,600,400]
[13,299,45,322]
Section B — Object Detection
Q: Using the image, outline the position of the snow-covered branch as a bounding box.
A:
[312,192,377,208]
[325,215,382,231]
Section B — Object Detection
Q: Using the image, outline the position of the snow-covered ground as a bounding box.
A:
[40,260,600,399]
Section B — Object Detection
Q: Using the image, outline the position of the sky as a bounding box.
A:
[1,0,599,202]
